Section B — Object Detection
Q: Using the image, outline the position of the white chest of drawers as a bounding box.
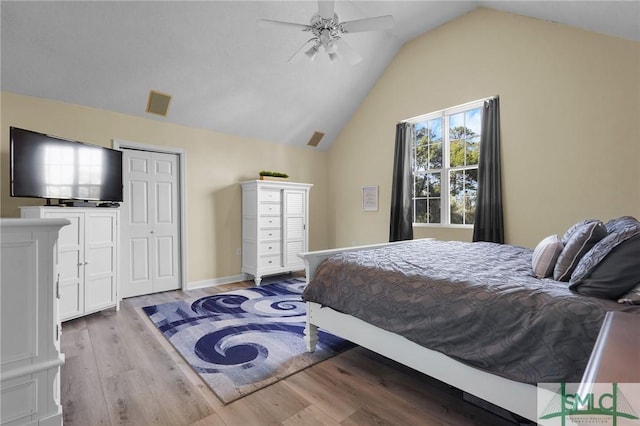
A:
[1,218,69,426]
[241,180,312,285]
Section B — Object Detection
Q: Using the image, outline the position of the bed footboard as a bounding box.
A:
[298,240,414,282]
[299,239,430,353]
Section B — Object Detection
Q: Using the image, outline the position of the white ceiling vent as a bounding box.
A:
[146,90,172,117]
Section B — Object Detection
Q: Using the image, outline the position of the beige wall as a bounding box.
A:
[1,92,329,284]
[328,7,640,249]
[3,7,639,283]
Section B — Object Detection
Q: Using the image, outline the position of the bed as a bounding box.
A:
[298,217,640,422]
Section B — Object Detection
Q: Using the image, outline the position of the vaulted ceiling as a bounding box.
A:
[2,1,639,150]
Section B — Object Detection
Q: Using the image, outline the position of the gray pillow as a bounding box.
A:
[532,234,563,279]
[569,232,640,299]
[561,218,598,245]
[554,221,607,281]
[570,222,640,284]
[604,216,639,234]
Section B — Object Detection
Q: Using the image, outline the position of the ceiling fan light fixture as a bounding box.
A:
[305,44,320,60]
[319,28,332,45]
[325,40,338,54]
[328,52,339,63]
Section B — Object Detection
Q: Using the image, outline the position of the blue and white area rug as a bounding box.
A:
[142,277,353,404]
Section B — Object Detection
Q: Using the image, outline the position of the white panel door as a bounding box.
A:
[121,150,180,297]
[282,189,306,269]
[84,212,117,312]
[44,211,85,319]
[152,153,180,292]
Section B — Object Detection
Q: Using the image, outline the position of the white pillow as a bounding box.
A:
[532,234,563,279]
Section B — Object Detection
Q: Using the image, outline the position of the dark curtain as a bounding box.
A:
[472,97,504,243]
[389,122,415,242]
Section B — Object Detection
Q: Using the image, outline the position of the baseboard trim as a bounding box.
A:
[187,274,250,290]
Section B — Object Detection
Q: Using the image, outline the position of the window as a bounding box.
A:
[410,100,484,226]
[44,144,104,199]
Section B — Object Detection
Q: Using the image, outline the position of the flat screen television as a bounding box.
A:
[10,127,123,203]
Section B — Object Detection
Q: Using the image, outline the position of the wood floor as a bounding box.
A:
[60,277,529,426]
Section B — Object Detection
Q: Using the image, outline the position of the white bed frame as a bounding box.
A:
[299,241,545,423]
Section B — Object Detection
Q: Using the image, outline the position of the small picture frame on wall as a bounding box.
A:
[362,185,378,211]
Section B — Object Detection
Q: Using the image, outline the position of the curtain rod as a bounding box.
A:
[400,95,498,124]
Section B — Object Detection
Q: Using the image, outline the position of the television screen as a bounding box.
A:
[10,127,123,202]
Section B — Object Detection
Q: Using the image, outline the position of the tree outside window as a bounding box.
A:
[411,102,483,226]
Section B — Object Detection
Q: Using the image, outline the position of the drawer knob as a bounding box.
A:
[268,260,273,264]
[268,246,272,249]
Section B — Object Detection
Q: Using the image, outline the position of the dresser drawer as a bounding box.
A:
[259,216,280,228]
[259,255,281,269]
[259,189,281,203]
[259,229,281,240]
[260,241,281,255]
[259,203,281,215]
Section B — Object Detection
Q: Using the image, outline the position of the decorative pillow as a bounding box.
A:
[604,216,639,234]
[553,221,607,281]
[619,282,640,304]
[569,231,640,300]
[532,235,563,279]
[570,222,640,284]
[561,218,598,245]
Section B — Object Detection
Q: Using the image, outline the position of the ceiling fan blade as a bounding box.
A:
[341,15,394,33]
[335,38,362,65]
[317,0,335,20]
[258,19,311,31]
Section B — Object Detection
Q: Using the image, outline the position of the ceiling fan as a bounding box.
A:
[258,0,394,64]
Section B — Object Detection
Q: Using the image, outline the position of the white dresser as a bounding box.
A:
[241,180,312,285]
[1,218,69,426]
[20,207,120,321]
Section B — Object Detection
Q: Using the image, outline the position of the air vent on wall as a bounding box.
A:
[146,90,172,117]
[306,131,325,147]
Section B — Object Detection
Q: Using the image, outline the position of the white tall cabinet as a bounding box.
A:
[241,180,312,285]
[1,218,68,426]
[21,207,120,321]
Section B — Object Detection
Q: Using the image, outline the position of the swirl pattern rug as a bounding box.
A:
[142,277,353,404]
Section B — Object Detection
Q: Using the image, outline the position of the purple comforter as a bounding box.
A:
[302,239,640,384]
